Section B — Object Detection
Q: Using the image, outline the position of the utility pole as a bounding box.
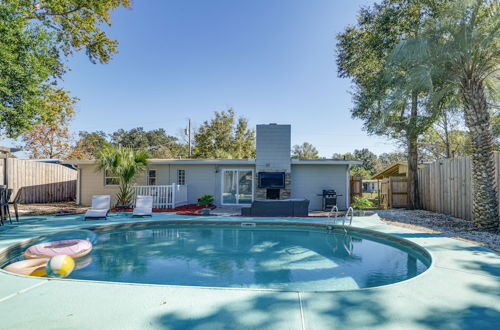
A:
[186,118,192,157]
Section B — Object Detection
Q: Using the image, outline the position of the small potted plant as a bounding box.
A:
[350,196,373,216]
[197,195,215,214]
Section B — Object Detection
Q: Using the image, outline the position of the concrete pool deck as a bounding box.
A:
[0,213,498,330]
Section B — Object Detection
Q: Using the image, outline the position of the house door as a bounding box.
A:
[222,169,254,205]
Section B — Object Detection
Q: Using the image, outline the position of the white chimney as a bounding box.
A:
[256,124,291,173]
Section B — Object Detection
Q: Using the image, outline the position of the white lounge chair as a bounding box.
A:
[133,195,153,217]
[84,195,111,220]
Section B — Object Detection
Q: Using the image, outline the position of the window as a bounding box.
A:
[148,169,157,185]
[104,170,119,186]
[177,169,186,185]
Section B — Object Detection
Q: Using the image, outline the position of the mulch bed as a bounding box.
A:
[110,204,216,215]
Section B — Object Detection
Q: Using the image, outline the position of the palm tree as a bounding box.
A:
[395,0,499,230]
[96,146,149,206]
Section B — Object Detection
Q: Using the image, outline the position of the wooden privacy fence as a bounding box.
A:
[418,157,472,220]
[0,158,77,203]
[380,177,408,209]
[377,153,499,220]
[350,176,362,201]
[418,154,500,221]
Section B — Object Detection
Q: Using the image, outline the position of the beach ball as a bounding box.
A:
[46,255,75,278]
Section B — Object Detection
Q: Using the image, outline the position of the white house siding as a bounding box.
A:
[78,164,147,206]
[151,164,217,205]
[291,164,349,210]
[141,164,257,206]
[77,162,351,209]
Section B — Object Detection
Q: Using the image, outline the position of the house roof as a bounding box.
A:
[67,158,361,166]
[372,163,408,180]
[0,146,21,154]
[291,159,361,165]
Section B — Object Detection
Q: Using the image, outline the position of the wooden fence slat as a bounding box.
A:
[451,158,456,216]
[462,157,466,219]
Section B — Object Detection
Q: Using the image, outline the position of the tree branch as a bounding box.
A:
[25,6,82,20]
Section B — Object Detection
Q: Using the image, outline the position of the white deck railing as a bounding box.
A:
[133,184,188,209]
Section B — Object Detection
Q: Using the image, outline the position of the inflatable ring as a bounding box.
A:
[3,258,49,276]
[24,239,93,259]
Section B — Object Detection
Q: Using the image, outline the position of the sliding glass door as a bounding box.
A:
[222,169,254,205]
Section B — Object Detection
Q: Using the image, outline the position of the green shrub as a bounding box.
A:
[197,195,214,207]
[351,196,373,209]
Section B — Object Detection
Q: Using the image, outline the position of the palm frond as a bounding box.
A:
[95,146,150,205]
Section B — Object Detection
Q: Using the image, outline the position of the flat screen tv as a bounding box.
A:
[258,172,285,188]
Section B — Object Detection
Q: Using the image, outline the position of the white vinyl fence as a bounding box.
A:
[133,184,188,209]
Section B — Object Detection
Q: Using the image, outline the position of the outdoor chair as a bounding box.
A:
[133,195,153,217]
[8,188,21,222]
[0,186,6,225]
[84,195,111,220]
[0,189,13,225]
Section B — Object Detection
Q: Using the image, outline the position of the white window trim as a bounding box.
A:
[104,170,119,186]
[148,169,157,186]
[177,169,186,185]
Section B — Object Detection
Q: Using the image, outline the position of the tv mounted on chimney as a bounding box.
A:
[258,172,285,189]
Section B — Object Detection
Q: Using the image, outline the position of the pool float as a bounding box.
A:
[3,258,49,276]
[33,230,98,245]
[24,239,92,259]
[4,255,76,278]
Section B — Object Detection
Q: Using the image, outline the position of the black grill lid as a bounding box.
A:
[322,189,337,196]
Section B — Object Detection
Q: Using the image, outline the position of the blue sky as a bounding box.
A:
[9,0,398,157]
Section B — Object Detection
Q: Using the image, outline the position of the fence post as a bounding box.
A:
[388,177,393,209]
[171,183,176,208]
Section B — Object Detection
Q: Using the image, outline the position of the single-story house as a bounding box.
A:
[362,179,379,193]
[70,124,360,210]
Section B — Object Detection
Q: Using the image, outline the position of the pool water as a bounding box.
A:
[6,224,430,291]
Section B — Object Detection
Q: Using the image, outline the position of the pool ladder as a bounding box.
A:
[325,206,354,228]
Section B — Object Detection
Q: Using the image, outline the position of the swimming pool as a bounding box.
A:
[2,222,431,291]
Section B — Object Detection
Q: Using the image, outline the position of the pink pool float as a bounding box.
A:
[24,239,93,259]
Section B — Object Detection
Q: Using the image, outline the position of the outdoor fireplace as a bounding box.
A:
[258,172,285,189]
[255,124,292,201]
[258,172,286,200]
[266,189,280,200]
[255,172,291,200]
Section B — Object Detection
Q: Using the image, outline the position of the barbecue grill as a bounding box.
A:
[322,189,337,211]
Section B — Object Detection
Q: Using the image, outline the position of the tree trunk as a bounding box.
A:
[407,92,420,210]
[407,135,420,209]
[461,75,499,231]
[443,111,451,158]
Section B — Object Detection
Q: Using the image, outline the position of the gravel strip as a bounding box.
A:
[16,202,86,216]
[377,209,499,251]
